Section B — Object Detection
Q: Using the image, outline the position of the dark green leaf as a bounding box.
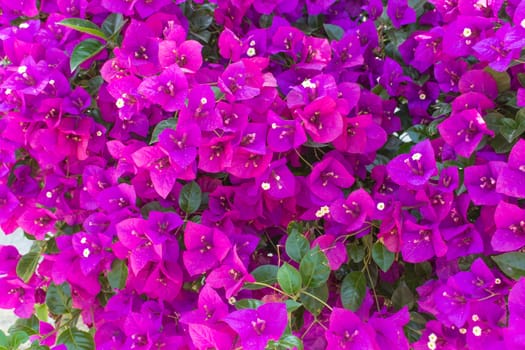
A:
[16,251,40,283]
[70,39,105,72]
[285,231,310,263]
[485,67,511,92]
[46,283,72,315]
[57,328,94,350]
[278,335,304,350]
[347,242,365,263]
[150,117,178,144]
[392,281,415,310]
[6,331,28,350]
[8,316,39,336]
[101,13,125,37]
[235,299,263,310]
[341,271,366,311]
[285,300,302,313]
[108,259,128,290]
[58,18,108,40]
[490,134,515,153]
[244,265,278,290]
[190,10,213,31]
[299,247,330,288]
[277,263,302,295]
[300,284,328,316]
[371,242,395,272]
[323,23,344,40]
[492,252,525,280]
[179,182,202,214]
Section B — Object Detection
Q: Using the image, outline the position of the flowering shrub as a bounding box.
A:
[2,0,525,349]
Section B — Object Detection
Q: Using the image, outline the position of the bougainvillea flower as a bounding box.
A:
[387,0,416,28]
[458,70,498,100]
[496,139,525,198]
[206,246,254,298]
[312,234,347,270]
[116,218,161,274]
[400,220,447,262]
[266,111,307,152]
[387,139,437,189]
[179,85,222,131]
[297,96,343,143]
[182,222,231,276]
[333,114,387,154]
[158,39,203,73]
[492,201,525,252]
[17,207,56,240]
[308,152,354,201]
[223,302,287,350]
[330,189,374,232]
[464,161,506,205]
[325,307,380,349]
[114,20,160,75]
[442,16,493,57]
[369,308,410,350]
[506,279,525,349]
[438,109,494,157]
[132,145,178,199]
[138,64,188,112]
[257,158,296,199]
[158,123,201,168]
[218,60,261,101]
[473,24,517,72]
[227,148,273,179]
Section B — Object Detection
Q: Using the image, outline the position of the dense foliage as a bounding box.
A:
[1,0,525,349]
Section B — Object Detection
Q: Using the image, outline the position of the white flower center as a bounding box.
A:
[200,97,208,104]
[463,27,472,38]
[116,98,125,109]
[411,152,422,161]
[261,182,271,190]
[82,248,91,258]
[472,326,482,337]
[246,47,256,57]
[17,66,27,74]
[376,202,385,211]
[45,191,53,198]
[315,205,330,218]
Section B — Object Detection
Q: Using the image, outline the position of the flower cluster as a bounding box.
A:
[1,0,525,349]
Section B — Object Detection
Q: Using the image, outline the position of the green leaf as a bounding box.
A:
[35,303,48,322]
[285,231,310,263]
[0,331,6,347]
[149,117,178,144]
[347,242,365,263]
[244,265,278,290]
[492,252,525,280]
[235,298,263,309]
[299,246,330,289]
[6,331,28,350]
[8,316,39,336]
[108,259,128,290]
[58,18,108,40]
[392,281,415,310]
[341,271,366,311]
[285,300,302,313]
[70,39,105,72]
[16,251,40,283]
[371,242,395,272]
[300,284,328,316]
[178,182,202,214]
[101,13,125,38]
[485,67,511,92]
[277,263,302,295]
[46,283,72,315]
[57,328,94,350]
[323,23,344,40]
[278,334,304,350]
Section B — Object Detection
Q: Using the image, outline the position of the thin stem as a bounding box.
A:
[247,281,295,300]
